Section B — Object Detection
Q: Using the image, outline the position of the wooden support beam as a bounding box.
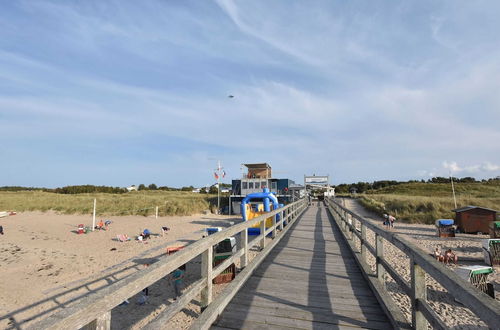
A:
[82,311,111,330]
[411,259,427,330]
[260,220,266,249]
[376,233,385,287]
[279,210,284,231]
[201,247,213,308]
[240,228,248,268]
[272,213,277,238]
[361,223,367,263]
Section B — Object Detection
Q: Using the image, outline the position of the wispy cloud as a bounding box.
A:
[1,1,499,186]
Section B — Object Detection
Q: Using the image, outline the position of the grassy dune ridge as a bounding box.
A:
[0,191,222,216]
[358,181,500,224]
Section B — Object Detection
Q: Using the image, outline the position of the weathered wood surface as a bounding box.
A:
[211,204,392,330]
[328,198,500,330]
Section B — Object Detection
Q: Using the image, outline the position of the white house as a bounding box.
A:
[126,185,138,192]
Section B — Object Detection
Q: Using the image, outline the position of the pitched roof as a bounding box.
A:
[452,205,497,213]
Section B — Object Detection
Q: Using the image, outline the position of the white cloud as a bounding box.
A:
[443,161,500,175]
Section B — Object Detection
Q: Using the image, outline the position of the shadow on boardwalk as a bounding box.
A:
[213,204,391,329]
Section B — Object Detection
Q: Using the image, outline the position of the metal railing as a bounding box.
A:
[325,197,500,330]
[27,198,308,330]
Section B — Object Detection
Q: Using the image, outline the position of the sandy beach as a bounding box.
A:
[0,211,239,329]
[1,202,498,329]
[343,198,499,329]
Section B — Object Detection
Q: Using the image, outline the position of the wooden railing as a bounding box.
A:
[27,198,308,330]
[325,197,500,330]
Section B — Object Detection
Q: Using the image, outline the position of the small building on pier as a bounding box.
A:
[230,163,300,214]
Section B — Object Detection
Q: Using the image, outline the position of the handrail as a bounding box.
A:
[325,197,500,330]
[27,198,308,330]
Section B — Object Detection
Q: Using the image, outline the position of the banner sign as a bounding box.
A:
[305,176,328,184]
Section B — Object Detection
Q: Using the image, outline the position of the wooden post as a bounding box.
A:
[279,210,284,231]
[155,206,158,219]
[92,199,96,232]
[361,223,367,263]
[240,228,248,268]
[260,220,266,249]
[272,213,277,238]
[83,311,111,330]
[411,259,427,330]
[376,233,385,286]
[201,247,213,308]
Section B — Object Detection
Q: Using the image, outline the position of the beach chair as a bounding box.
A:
[117,234,130,242]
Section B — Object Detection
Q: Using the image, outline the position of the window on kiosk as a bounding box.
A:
[255,181,260,189]
[242,182,248,189]
[249,182,254,189]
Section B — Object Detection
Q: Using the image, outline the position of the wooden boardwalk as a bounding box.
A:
[212,204,393,330]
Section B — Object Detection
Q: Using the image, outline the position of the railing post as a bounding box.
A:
[240,228,248,268]
[201,247,213,309]
[83,311,111,330]
[260,219,266,249]
[272,212,277,238]
[411,258,427,330]
[376,233,385,286]
[279,210,284,231]
[342,211,347,233]
[361,223,367,263]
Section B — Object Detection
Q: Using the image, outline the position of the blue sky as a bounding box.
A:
[1,1,499,188]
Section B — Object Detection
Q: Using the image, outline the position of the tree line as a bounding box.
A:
[0,182,233,194]
[334,176,500,194]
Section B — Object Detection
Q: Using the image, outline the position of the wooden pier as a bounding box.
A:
[21,198,499,330]
[212,203,391,329]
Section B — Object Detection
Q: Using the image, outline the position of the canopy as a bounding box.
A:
[435,219,454,226]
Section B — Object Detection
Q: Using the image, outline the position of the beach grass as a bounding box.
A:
[358,181,500,224]
[0,191,224,216]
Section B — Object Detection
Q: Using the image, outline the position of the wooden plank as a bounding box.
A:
[143,278,205,330]
[379,257,411,296]
[216,309,389,330]
[416,298,447,330]
[201,247,213,307]
[326,200,411,330]
[411,260,427,330]
[233,286,382,308]
[226,297,387,319]
[190,202,308,330]
[221,304,391,330]
[251,269,369,283]
[239,277,377,298]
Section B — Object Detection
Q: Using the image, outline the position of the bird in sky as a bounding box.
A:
[228,95,234,98]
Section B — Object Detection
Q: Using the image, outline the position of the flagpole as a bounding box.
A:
[217,160,220,214]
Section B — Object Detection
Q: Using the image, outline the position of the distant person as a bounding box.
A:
[445,249,458,265]
[434,248,444,262]
[171,267,185,299]
[0,225,3,235]
[383,214,389,227]
[388,215,396,228]
[96,220,104,230]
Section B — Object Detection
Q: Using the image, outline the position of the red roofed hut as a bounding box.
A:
[453,206,497,234]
